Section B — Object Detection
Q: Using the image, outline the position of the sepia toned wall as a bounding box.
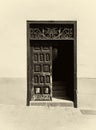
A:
[0,0,96,109]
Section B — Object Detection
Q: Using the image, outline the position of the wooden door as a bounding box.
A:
[31,43,52,101]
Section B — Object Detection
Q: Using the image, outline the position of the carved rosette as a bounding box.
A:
[30,27,73,40]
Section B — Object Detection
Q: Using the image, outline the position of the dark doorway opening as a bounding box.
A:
[52,40,74,101]
[29,40,74,102]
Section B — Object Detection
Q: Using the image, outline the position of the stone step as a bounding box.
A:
[52,91,67,97]
[30,98,74,107]
[52,86,67,91]
[53,81,67,86]
[52,81,67,92]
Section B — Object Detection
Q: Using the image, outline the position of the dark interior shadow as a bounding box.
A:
[52,40,74,101]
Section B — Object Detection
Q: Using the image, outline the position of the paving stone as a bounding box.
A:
[0,104,96,130]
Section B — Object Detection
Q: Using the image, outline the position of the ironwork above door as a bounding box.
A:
[29,27,73,40]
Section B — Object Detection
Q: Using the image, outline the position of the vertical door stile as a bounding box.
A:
[31,46,35,100]
[50,46,52,99]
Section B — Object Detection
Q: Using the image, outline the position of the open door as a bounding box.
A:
[31,42,52,101]
[27,21,77,107]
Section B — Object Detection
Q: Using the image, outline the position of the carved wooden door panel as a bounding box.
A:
[31,44,52,101]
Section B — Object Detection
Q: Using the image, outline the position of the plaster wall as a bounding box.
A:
[0,0,96,108]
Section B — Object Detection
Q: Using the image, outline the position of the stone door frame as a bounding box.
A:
[27,21,77,107]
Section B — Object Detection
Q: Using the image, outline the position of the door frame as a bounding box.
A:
[27,21,77,107]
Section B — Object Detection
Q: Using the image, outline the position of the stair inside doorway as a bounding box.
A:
[52,81,68,99]
[30,81,74,107]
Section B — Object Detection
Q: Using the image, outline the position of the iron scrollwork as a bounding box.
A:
[30,27,73,40]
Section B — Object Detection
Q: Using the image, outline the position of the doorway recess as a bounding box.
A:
[27,21,77,107]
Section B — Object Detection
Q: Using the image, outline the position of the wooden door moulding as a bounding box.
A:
[27,21,77,107]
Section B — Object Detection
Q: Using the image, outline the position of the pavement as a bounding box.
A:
[0,78,96,130]
[0,104,96,130]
